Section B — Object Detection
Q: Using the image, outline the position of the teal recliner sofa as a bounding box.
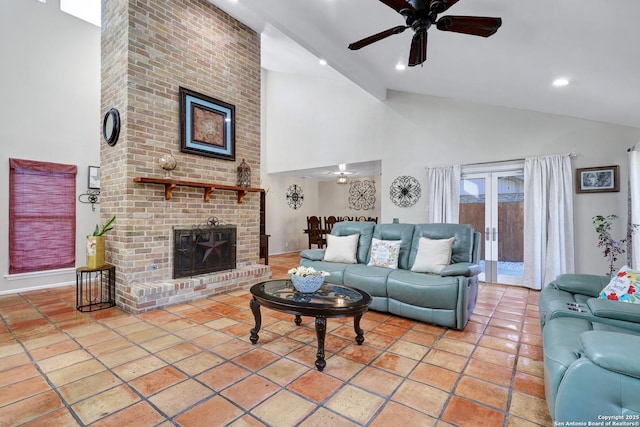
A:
[540,273,640,422]
[299,222,481,330]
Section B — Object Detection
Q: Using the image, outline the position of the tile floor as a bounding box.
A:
[0,253,551,426]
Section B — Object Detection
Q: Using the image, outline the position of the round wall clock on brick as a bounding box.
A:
[390,176,421,207]
[102,108,120,147]
[286,184,304,210]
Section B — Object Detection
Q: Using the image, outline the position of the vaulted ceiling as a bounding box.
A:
[207,0,640,180]
[209,0,640,130]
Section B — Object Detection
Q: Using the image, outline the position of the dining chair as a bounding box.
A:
[306,216,326,249]
[324,216,338,233]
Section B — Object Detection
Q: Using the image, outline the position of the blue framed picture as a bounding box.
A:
[179,87,235,161]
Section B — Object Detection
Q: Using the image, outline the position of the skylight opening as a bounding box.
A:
[60,0,101,27]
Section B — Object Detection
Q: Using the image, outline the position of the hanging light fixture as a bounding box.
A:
[335,163,351,185]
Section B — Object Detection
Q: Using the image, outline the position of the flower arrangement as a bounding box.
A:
[288,266,329,293]
[287,266,329,277]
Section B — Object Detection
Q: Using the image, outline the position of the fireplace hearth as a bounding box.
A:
[174,226,237,279]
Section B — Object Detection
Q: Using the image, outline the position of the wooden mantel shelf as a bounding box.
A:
[133,177,263,203]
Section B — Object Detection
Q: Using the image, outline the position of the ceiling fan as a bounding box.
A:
[348,0,502,67]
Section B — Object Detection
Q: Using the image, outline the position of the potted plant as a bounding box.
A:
[592,214,637,276]
[87,215,116,268]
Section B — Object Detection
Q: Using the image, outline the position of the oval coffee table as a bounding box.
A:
[249,279,371,371]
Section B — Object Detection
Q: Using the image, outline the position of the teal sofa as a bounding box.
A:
[299,222,481,330]
[540,274,640,422]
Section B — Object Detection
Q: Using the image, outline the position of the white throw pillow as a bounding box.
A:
[411,237,455,274]
[599,265,640,303]
[323,234,359,264]
[367,238,402,269]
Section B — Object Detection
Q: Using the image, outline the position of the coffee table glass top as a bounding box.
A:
[254,279,367,307]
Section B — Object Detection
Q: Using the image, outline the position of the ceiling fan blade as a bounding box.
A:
[408,31,428,67]
[430,0,460,14]
[436,16,502,37]
[378,0,415,14]
[348,26,408,50]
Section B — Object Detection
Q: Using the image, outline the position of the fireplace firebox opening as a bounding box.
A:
[174,226,237,279]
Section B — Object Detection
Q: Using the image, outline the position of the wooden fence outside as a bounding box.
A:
[459,201,524,263]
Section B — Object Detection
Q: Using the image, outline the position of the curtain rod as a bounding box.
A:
[462,152,576,167]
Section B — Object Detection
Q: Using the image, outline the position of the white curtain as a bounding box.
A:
[427,165,460,223]
[629,146,640,268]
[523,154,575,290]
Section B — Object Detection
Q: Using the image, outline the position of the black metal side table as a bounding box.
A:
[76,264,115,312]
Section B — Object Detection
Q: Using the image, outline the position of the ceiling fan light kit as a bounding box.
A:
[348,0,502,67]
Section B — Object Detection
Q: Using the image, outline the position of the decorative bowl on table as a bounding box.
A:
[288,266,329,293]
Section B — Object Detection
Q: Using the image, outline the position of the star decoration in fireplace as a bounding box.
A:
[348,180,376,210]
[197,231,228,262]
[285,184,304,210]
[390,175,421,208]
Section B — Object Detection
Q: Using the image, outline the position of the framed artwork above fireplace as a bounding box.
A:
[179,87,235,161]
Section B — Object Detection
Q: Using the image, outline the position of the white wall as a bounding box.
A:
[264,71,640,275]
[0,0,101,293]
[317,178,381,221]
[261,176,320,255]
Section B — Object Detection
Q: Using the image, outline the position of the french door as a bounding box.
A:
[460,167,524,285]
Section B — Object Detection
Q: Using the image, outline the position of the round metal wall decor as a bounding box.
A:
[285,184,304,210]
[348,180,376,210]
[390,176,421,207]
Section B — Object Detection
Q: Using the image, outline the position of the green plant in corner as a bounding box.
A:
[592,214,637,276]
[91,215,116,237]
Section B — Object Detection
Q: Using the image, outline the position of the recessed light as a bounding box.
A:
[395,63,406,71]
[319,59,327,66]
[552,78,570,87]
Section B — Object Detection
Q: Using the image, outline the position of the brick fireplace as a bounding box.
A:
[99,0,270,314]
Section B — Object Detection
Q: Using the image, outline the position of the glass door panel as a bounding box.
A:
[495,174,524,285]
[459,176,488,282]
[460,171,524,285]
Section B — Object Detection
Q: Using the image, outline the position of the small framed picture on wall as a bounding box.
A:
[88,166,101,190]
[576,165,619,193]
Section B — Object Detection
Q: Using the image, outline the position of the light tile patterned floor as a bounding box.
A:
[0,253,551,426]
